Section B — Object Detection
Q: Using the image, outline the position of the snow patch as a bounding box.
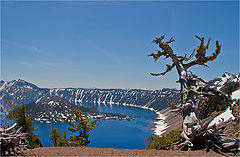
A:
[154,112,168,136]
[208,107,235,128]
[48,101,54,105]
[232,89,240,100]
[35,97,42,104]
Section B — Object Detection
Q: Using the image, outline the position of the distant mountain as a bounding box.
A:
[208,72,240,93]
[0,79,49,105]
[1,72,239,113]
[0,80,180,111]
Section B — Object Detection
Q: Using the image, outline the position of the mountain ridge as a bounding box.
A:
[1,72,239,111]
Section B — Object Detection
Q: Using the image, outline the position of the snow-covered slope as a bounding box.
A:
[208,107,235,128]
[0,80,180,111]
[232,89,240,100]
[206,72,239,128]
[1,72,238,113]
[208,72,239,93]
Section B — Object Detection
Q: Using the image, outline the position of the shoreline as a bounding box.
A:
[119,102,169,136]
[153,110,169,135]
[75,100,172,136]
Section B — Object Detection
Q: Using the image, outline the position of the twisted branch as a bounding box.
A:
[150,63,175,76]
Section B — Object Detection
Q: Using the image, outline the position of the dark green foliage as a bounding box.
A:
[198,95,227,120]
[5,101,41,148]
[50,128,61,146]
[57,130,68,146]
[225,83,235,98]
[145,130,181,150]
[50,128,68,146]
[67,107,101,146]
[49,107,101,147]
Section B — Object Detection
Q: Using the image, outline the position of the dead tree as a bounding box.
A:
[148,35,239,154]
[0,123,30,156]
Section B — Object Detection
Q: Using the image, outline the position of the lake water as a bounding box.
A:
[33,103,156,149]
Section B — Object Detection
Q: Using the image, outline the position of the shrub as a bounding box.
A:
[5,100,41,148]
[50,128,61,146]
[49,107,101,147]
[145,130,181,150]
[67,107,101,146]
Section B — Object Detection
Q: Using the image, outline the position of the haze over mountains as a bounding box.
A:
[0,72,239,112]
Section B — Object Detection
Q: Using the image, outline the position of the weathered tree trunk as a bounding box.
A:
[149,35,239,154]
[171,51,202,148]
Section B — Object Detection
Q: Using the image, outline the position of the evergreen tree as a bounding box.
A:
[5,100,41,148]
[225,83,235,98]
[50,128,61,146]
[57,129,68,146]
[67,107,101,146]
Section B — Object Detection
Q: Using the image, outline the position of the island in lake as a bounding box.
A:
[26,95,135,123]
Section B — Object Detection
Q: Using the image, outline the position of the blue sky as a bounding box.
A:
[1,1,239,89]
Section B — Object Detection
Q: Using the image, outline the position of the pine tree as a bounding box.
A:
[67,107,101,146]
[50,128,61,146]
[5,100,41,148]
[225,83,235,98]
[57,129,68,146]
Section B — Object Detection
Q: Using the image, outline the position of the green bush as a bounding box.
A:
[67,107,101,146]
[50,128,68,146]
[5,101,41,148]
[145,130,181,150]
[50,128,61,146]
[49,107,101,147]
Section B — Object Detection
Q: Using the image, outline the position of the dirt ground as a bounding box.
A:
[20,147,223,156]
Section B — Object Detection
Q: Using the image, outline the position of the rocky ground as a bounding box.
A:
[158,107,183,135]
[20,147,222,156]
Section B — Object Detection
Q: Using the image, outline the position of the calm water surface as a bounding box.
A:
[33,103,156,149]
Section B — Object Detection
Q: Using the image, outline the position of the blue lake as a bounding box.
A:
[33,103,156,149]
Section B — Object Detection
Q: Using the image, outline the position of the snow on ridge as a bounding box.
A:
[48,100,54,105]
[35,97,42,104]
[232,89,240,100]
[25,85,33,89]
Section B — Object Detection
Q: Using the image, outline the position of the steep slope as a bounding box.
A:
[0,80,180,111]
[1,72,238,113]
[0,79,49,105]
[157,72,239,135]
[208,72,239,92]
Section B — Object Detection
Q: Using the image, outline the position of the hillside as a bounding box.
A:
[156,72,240,136]
[0,79,180,111]
[1,72,238,112]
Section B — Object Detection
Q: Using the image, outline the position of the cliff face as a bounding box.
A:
[0,79,180,111]
[1,72,238,112]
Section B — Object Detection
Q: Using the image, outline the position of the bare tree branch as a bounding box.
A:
[150,63,175,76]
[185,37,221,69]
